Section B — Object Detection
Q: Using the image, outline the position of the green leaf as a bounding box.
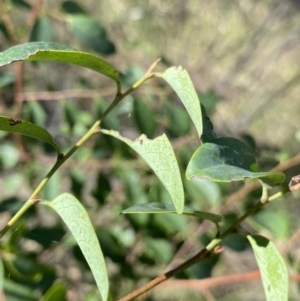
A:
[157,66,202,138]
[144,238,173,264]
[29,16,53,42]
[133,99,156,138]
[101,130,184,214]
[0,115,61,154]
[4,279,37,301]
[201,104,217,143]
[67,15,115,55]
[41,282,66,301]
[61,0,86,14]
[122,202,222,224]
[247,235,288,301]
[186,137,285,186]
[253,211,289,238]
[42,193,109,301]
[0,42,119,83]
[167,105,191,137]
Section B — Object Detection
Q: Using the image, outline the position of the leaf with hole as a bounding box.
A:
[0,115,61,154]
[186,137,285,186]
[0,42,119,84]
[122,202,222,224]
[42,193,110,301]
[157,66,202,138]
[247,235,288,301]
[101,130,184,214]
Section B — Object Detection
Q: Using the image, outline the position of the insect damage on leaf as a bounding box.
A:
[9,118,22,126]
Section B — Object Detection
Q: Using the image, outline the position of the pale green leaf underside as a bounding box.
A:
[122,202,222,224]
[42,193,109,301]
[247,235,288,301]
[0,42,119,83]
[101,130,185,214]
[0,115,61,154]
[186,139,285,186]
[157,66,203,138]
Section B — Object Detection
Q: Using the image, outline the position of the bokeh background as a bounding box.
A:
[1,0,300,300]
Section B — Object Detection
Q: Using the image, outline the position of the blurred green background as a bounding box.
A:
[1,0,300,300]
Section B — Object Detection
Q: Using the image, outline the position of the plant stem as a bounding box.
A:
[0,61,159,238]
[117,189,287,301]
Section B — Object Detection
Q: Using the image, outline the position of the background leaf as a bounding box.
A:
[0,42,119,83]
[0,115,61,154]
[101,130,185,214]
[41,282,66,301]
[42,193,110,301]
[186,137,285,186]
[132,98,156,138]
[29,16,53,42]
[157,66,203,138]
[122,202,222,224]
[67,15,116,55]
[247,235,288,301]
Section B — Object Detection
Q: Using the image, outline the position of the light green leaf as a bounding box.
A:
[0,115,61,154]
[41,282,66,301]
[42,193,109,301]
[101,130,184,214]
[157,66,202,138]
[186,138,285,186]
[0,42,119,83]
[247,235,288,301]
[122,202,222,224]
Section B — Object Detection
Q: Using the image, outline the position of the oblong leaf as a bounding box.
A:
[0,42,119,83]
[42,193,109,301]
[186,138,285,186]
[247,235,288,301]
[0,115,61,154]
[122,202,222,224]
[157,66,202,138]
[101,130,185,214]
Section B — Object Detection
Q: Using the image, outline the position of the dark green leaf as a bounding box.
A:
[0,42,119,83]
[248,235,288,301]
[186,137,285,186]
[133,99,155,138]
[67,15,115,55]
[42,193,110,301]
[157,66,202,138]
[122,202,222,224]
[11,0,31,9]
[0,22,9,40]
[29,16,53,42]
[61,0,86,14]
[0,115,61,154]
[201,104,217,143]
